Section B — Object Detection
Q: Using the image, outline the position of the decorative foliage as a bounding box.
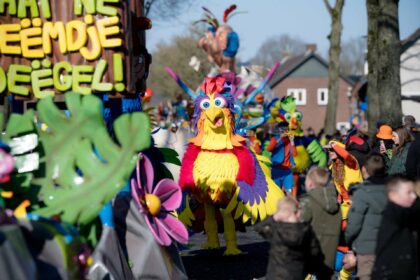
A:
[131,153,188,246]
[31,93,151,225]
[156,147,181,166]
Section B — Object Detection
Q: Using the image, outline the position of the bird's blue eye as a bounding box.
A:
[200,99,211,109]
[214,97,226,108]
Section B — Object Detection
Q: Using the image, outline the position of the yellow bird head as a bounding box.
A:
[190,76,244,149]
[201,94,230,131]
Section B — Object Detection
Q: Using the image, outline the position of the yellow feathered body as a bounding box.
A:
[179,91,284,230]
[292,145,310,174]
[192,151,239,204]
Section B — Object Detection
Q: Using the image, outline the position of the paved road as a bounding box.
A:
[181,227,269,280]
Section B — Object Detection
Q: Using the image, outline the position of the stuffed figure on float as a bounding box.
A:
[264,115,296,195]
[196,5,240,73]
[177,76,284,255]
[165,5,284,255]
[266,96,327,196]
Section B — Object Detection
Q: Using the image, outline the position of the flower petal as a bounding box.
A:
[153,179,182,211]
[144,214,172,246]
[137,153,154,194]
[130,178,144,209]
[156,213,189,245]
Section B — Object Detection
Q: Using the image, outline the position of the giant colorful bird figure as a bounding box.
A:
[178,76,284,255]
[273,96,327,196]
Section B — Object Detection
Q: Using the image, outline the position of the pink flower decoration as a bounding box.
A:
[131,153,188,246]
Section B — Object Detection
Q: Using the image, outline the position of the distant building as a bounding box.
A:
[400,28,420,122]
[352,28,420,128]
[269,44,354,133]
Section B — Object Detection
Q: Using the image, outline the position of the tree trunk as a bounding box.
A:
[324,0,345,135]
[366,0,380,135]
[366,0,402,134]
[377,0,402,128]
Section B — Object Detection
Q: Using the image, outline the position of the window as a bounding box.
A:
[287,88,307,105]
[317,88,328,105]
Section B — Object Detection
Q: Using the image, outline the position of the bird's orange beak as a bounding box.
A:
[290,117,298,130]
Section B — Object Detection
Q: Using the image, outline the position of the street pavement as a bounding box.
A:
[181,226,269,280]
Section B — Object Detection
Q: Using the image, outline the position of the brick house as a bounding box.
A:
[268,45,354,133]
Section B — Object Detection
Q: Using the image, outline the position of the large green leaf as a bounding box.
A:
[33,93,150,225]
[2,110,36,141]
[158,147,181,166]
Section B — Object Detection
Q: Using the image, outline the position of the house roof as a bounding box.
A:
[401,28,420,53]
[268,51,354,88]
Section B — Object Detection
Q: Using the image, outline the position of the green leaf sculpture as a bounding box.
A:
[33,92,151,225]
[158,147,181,166]
[1,110,36,141]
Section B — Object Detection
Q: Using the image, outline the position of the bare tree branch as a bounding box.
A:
[145,0,196,21]
[400,50,420,63]
[324,0,345,135]
[323,0,333,15]
[401,78,420,86]
[340,37,366,75]
[144,0,156,17]
[251,34,307,67]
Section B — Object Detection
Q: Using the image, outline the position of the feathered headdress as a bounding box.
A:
[194,4,242,30]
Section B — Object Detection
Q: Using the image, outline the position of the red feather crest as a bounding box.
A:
[200,76,226,95]
[223,5,237,23]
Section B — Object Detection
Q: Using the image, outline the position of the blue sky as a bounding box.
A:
[146,0,420,61]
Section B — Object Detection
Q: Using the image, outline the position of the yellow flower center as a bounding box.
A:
[143,194,161,216]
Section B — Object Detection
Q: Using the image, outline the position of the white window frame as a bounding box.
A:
[287,88,307,105]
[317,88,328,105]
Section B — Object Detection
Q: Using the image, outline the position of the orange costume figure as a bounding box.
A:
[327,141,363,280]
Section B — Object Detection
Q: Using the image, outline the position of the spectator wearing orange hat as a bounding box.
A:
[374,124,394,160]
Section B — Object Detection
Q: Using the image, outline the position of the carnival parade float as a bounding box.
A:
[165,5,286,255]
[0,1,190,279]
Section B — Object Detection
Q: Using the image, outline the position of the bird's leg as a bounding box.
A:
[220,208,242,255]
[202,203,220,249]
